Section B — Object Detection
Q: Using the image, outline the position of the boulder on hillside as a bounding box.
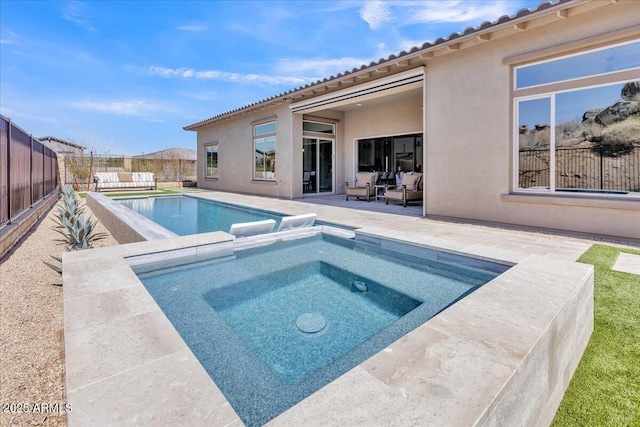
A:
[595,101,640,126]
[582,108,603,122]
[621,81,640,101]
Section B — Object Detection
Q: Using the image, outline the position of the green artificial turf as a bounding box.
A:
[551,244,640,426]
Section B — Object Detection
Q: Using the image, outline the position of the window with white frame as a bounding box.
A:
[253,121,276,180]
[514,39,640,195]
[205,143,218,179]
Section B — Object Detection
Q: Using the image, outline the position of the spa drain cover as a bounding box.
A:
[296,313,326,334]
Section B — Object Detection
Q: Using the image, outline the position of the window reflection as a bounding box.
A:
[517,81,640,193]
[516,40,640,89]
[205,145,218,178]
[254,121,276,180]
[555,81,640,192]
[518,98,551,189]
[357,134,421,173]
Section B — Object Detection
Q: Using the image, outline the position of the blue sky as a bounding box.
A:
[1,0,540,155]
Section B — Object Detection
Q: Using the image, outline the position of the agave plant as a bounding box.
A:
[53,213,108,250]
[43,255,63,277]
[45,186,108,276]
[53,185,84,224]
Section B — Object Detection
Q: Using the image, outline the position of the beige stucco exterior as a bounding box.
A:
[190,0,640,240]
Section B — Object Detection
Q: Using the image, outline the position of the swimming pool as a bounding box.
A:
[137,230,509,426]
[117,195,285,235]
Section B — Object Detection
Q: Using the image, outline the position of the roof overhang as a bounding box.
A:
[289,68,424,114]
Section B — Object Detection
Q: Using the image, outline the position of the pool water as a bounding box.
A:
[138,233,508,426]
[117,195,284,235]
[205,261,420,385]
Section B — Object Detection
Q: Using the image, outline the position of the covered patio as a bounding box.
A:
[300,193,423,217]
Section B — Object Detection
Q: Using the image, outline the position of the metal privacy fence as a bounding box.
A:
[519,145,640,192]
[1,115,59,227]
[63,154,197,188]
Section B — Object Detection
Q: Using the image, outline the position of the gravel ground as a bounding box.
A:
[0,196,636,427]
[0,201,117,427]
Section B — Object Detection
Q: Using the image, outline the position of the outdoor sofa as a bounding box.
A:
[93,171,157,192]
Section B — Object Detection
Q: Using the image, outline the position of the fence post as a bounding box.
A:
[43,143,46,199]
[599,146,604,190]
[6,119,11,224]
[30,134,34,207]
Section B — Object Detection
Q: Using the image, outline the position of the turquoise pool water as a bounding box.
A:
[138,233,509,426]
[117,195,284,235]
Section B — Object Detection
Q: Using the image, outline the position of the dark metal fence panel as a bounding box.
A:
[520,145,640,192]
[0,119,8,225]
[44,145,57,195]
[32,139,44,203]
[0,115,59,227]
[9,126,31,219]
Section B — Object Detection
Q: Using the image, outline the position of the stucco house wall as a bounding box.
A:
[197,103,294,198]
[424,0,640,238]
[190,0,639,240]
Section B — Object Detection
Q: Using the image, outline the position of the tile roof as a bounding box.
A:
[184,0,576,130]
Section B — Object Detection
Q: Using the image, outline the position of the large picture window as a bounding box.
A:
[254,121,276,180]
[205,144,218,179]
[515,40,640,195]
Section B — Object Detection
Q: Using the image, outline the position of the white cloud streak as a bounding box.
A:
[360,0,516,29]
[0,28,20,45]
[148,66,314,86]
[361,1,392,30]
[274,57,372,78]
[61,1,96,32]
[176,24,208,32]
[68,99,176,116]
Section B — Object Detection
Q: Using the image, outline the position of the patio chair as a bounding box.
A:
[229,219,276,238]
[385,172,423,207]
[345,172,379,202]
[303,171,311,192]
[277,213,317,231]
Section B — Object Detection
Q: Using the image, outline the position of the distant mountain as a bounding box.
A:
[133,147,196,160]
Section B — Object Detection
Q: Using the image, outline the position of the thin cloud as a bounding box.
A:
[360,0,519,29]
[148,66,313,86]
[275,57,371,78]
[181,91,218,101]
[62,1,96,31]
[176,24,208,32]
[410,1,514,24]
[361,1,392,30]
[68,99,176,116]
[0,28,20,45]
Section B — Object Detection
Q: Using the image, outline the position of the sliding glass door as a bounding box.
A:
[303,138,333,194]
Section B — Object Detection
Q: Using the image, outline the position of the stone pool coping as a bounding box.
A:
[67,192,595,426]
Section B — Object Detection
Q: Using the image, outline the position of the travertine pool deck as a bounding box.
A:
[612,252,640,276]
[65,192,595,426]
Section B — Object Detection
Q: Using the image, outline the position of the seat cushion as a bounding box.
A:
[355,172,378,187]
[94,172,119,183]
[118,171,133,182]
[400,173,422,191]
[133,172,154,182]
